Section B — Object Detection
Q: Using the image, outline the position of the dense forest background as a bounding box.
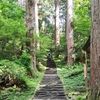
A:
[0,0,97,100]
[0,0,90,66]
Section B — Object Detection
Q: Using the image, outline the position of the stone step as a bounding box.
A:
[34,96,66,99]
[37,88,64,91]
[34,99,66,100]
[34,95,67,99]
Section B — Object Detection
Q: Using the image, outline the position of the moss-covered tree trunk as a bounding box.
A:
[88,0,100,100]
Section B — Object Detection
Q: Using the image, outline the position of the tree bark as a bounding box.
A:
[55,0,60,50]
[66,0,74,66]
[34,0,40,50]
[26,0,37,72]
[88,0,100,100]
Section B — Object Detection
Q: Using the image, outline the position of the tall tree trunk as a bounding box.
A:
[88,0,100,100]
[66,0,74,66]
[55,0,60,51]
[26,0,37,72]
[34,0,40,50]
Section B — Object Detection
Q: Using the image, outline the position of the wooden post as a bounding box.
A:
[83,51,88,92]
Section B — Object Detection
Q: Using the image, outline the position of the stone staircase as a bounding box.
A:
[33,68,67,100]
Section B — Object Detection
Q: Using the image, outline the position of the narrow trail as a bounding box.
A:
[33,68,67,100]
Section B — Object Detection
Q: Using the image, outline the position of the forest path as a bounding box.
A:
[32,68,67,100]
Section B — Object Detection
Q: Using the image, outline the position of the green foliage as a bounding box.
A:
[0,0,27,60]
[0,60,27,81]
[35,33,53,65]
[73,0,91,61]
[0,90,33,100]
[0,0,26,37]
[13,52,31,69]
[55,34,66,57]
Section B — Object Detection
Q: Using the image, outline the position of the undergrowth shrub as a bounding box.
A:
[0,60,32,89]
[12,52,31,70]
[12,52,34,76]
